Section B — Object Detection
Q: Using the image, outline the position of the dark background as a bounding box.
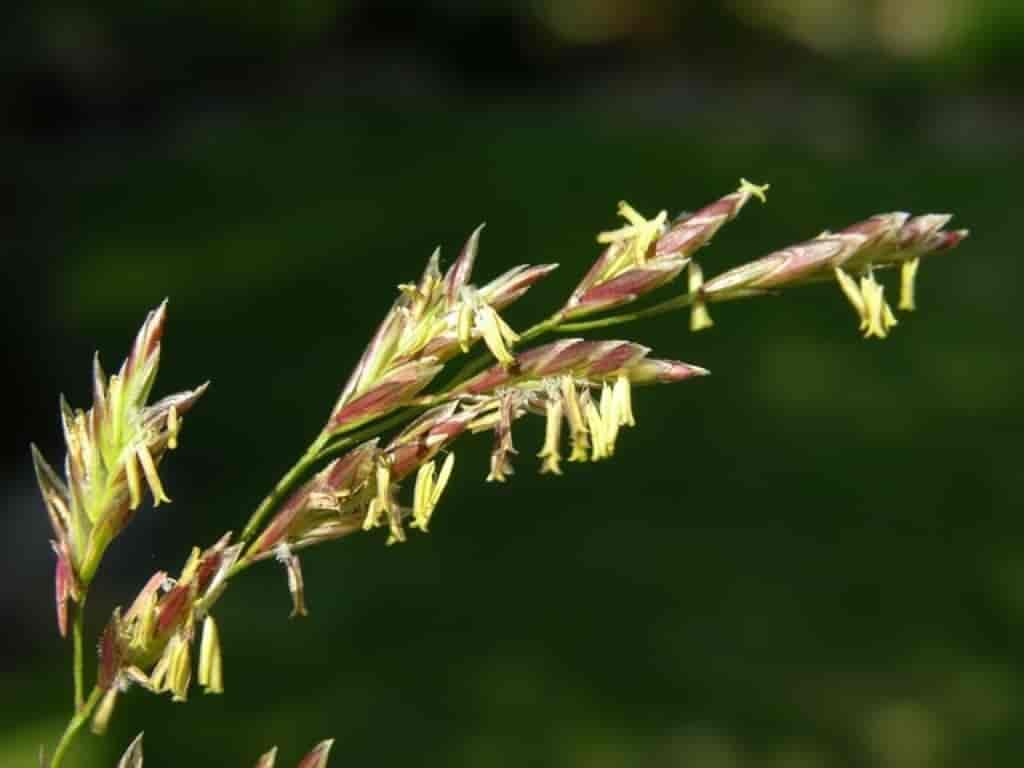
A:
[4,2,1023,766]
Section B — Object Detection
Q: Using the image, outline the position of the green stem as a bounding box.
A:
[237,404,438,548]
[227,415,422,579]
[238,432,329,545]
[71,594,88,712]
[519,313,565,344]
[50,686,102,768]
[556,293,695,332]
[319,407,429,460]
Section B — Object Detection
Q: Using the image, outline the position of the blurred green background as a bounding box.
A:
[4,1,1023,766]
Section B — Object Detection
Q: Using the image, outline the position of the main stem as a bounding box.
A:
[50,686,101,768]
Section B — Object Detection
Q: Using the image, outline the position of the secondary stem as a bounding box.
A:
[71,594,88,711]
[557,293,694,332]
[238,432,329,545]
[50,686,102,768]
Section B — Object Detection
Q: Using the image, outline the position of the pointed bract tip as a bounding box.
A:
[154,298,169,321]
[254,747,278,768]
[444,223,486,303]
[296,739,335,768]
[117,733,145,768]
[628,358,709,384]
[666,361,710,380]
[150,300,169,331]
[939,228,970,248]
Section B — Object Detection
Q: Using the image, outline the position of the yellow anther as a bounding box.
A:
[899,257,920,311]
[198,615,224,694]
[125,451,142,510]
[168,633,192,702]
[599,382,620,455]
[149,642,172,693]
[739,178,770,204]
[537,399,564,475]
[689,262,713,331]
[412,453,454,533]
[883,300,899,332]
[584,400,608,461]
[486,452,513,483]
[413,461,433,530]
[859,273,890,339]
[476,304,519,367]
[167,405,180,450]
[136,443,171,505]
[364,459,392,530]
[617,200,648,227]
[596,201,667,266]
[560,377,590,462]
[613,374,635,428]
[456,301,474,353]
[834,267,866,322]
[433,452,454,506]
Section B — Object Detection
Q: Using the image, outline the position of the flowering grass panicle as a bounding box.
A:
[34,179,968,767]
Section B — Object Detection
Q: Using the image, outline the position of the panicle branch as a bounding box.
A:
[324,226,558,436]
[31,301,208,635]
[695,209,968,337]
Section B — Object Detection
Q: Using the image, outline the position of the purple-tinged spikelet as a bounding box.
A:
[31,302,208,611]
[697,210,968,338]
[562,180,767,320]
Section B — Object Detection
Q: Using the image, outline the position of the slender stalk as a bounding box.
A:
[238,432,329,545]
[519,313,565,344]
[556,293,695,332]
[71,594,88,712]
[237,405,437,548]
[320,407,429,459]
[50,686,102,768]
